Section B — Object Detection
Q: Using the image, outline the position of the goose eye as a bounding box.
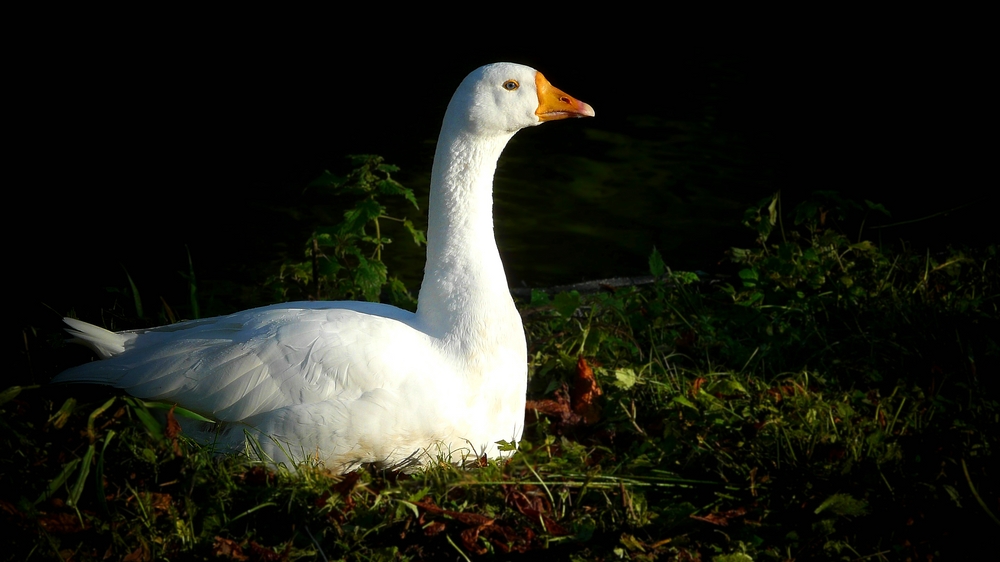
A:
[502,79,519,91]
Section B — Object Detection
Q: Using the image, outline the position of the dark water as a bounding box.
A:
[14,34,991,329]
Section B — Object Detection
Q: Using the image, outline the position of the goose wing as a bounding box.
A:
[55,303,438,422]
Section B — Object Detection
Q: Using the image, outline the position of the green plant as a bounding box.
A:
[268,155,426,307]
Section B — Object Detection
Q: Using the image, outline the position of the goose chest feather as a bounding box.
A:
[54,62,595,472]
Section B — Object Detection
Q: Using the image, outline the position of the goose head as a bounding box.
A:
[445,62,595,136]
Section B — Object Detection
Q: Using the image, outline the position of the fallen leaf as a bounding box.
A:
[37,511,88,533]
[526,384,586,431]
[123,542,151,562]
[691,377,706,395]
[525,388,574,420]
[329,472,359,514]
[690,506,747,526]
[212,536,248,561]
[505,487,569,536]
[248,540,290,562]
[571,357,602,424]
[423,521,446,536]
[165,405,183,456]
[239,466,275,486]
[413,500,493,527]
[147,492,173,514]
[460,524,490,555]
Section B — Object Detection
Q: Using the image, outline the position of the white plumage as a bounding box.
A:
[53,62,594,472]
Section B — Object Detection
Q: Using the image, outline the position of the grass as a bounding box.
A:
[3,190,998,560]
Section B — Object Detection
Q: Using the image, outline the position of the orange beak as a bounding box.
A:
[534,72,595,121]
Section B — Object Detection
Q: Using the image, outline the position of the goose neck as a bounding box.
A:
[416,126,517,334]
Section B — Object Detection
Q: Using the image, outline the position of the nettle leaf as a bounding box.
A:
[376,178,406,196]
[730,247,752,263]
[849,241,876,253]
[864,199,890,216]
[341,199,385,233]
[710,378,747,395]
[673,395,698,410]
[553,291,581,318]
[495,439,517,452]
[671,270,699,285]
[317,258,340,277]
[347,153,375,166]
[814,493,867,516]
[530,289,550,307]
[341,245,365,262]
[270,155,424,303]
[649,247,667,277]
[306,169,344,190]
[401,188,420,209]
[403,219,427,246]
[766,193,779,225]
[386,277,417,310]
[361,234,390,246]
[311,232,336,247]
[794,200,820,226]
[739,268,759,287]
[614,368,638,390]
[354,258,388,302]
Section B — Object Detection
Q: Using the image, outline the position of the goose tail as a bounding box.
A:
[63,317,128,359]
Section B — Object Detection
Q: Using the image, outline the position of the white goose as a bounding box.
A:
[53,62,594,472]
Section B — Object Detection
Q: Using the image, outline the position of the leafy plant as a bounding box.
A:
[268,155,426,307]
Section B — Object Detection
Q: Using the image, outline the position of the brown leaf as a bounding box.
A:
[450,511,492,527]
[691,377,706,395]
[526,384,585,430]
[690,506,747,526]
[147,492,173,514]
[240,466,275,486]
[212,536,248,561]
[37,511,88,534]
[0,499,22,518]
[248,540,290,562]
[460,525,490,555]
[423,521,446,536]
[505,488,569,536]
[413,500,493,527]
[505,487,551,516]
[414,497,440,513]
[328,472,359,515]
[165,405,181,440]
[485,524,516,553]
[571,357,603,424]
[469,520,542,554]
[331,471,360,496]
[165,405,183,456]
[525,392,572,419]
[314,492,331,509]
[123,542,151,562]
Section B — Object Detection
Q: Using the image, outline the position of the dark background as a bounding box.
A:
[11,15,991,346]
